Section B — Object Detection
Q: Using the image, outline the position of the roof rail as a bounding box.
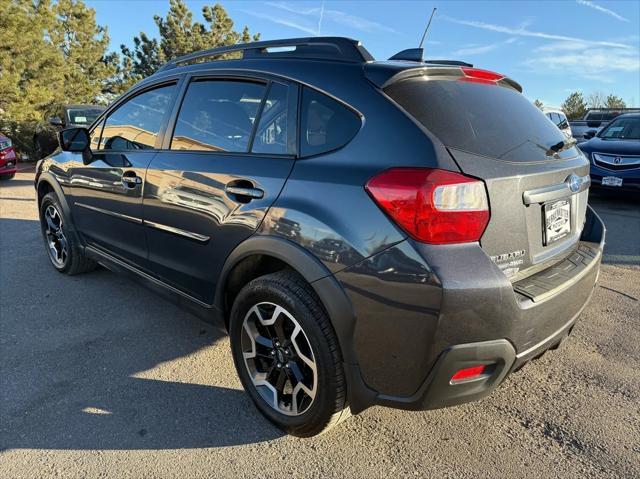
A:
[157,36,374,72]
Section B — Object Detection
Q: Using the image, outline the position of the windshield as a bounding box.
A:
[385,78,570,162]
[598,117,640,140]
[66,108,103,125]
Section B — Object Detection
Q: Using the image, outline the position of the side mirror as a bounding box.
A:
[49,117,64,127]
[58,127,90,152]
[584,130,596,140]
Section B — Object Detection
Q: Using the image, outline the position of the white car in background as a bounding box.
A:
[542,107,573,140]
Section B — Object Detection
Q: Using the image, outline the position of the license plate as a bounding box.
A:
[602,176,623,187]
[544,199,571,245]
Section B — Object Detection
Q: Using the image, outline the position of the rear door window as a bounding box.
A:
[299,87,361,157]
[171,80,266,152]
[385,79,568,162]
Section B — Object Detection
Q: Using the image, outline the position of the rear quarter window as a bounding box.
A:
[299,88,361,157]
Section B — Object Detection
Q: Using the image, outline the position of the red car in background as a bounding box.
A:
[0,134,17,180]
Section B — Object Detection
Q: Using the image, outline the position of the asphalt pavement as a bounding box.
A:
[1,168,638,478]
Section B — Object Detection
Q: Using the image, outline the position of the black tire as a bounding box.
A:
[0,173,15,180]
[229,270,350,437]
[39,192,96,275]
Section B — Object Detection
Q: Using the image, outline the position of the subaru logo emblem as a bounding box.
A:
[613,157,622,164]
[567,174,581,193]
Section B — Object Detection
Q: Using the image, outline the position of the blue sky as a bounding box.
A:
[87,0,640,106]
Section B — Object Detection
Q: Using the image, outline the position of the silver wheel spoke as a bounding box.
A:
[241,301,317,416]
[43,204,68,267]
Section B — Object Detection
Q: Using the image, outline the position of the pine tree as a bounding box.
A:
[51,0,118,103]
[533,99,543,110]
[0,0,117,154]
[561,92,587,120]
[120,0,259,83]
[605,94,626,109]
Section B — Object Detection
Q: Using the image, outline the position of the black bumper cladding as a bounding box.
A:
[376,205,606,411]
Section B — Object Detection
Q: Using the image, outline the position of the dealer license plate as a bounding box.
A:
[602,176,623,187]
[544,199,571,245]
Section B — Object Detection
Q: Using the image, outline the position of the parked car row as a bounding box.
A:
[538,106,639,194]
[570,108,640,144]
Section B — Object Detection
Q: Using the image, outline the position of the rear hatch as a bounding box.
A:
[384,68,590,280]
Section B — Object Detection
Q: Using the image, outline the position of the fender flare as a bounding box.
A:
[215,235,356,357]
[36,173,77,231]
[215,234,378,412]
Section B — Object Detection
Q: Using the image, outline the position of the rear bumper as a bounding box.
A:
[377,311,582,411]
[338,205,605,411]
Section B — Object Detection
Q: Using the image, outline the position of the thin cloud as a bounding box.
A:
[240,9,317,35]
[453,44,501,56]
[265,1,398,34]
[576,0,629,23]
[441,15,631,49]
[265,1,319,16]
[524,47,639,82]
[452,37,517,56]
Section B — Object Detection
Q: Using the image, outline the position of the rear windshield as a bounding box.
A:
[385,79,568,162]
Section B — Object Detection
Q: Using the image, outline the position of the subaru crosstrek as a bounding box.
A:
[35,37,606,436]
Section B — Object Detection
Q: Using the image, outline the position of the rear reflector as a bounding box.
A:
[365,168,489,244]
[450,365,488,383]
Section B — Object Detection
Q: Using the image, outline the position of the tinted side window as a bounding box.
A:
[171,80,266,152]
[252,82,290,155]
[300,87,361,157]
[100,84,176,151]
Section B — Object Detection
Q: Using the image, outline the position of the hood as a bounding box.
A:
[578,136,640,155]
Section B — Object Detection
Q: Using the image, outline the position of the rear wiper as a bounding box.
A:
[548,138,577,155]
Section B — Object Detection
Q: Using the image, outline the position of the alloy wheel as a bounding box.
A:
[241,302,318,416]
[44,204,68,267]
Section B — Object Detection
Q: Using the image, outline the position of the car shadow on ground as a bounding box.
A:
[0,217,283,451]
[588,189,640,267]
[0,178,35,189]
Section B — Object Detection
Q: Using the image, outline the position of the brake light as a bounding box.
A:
[450,365,488,384]
[365,168,489,244]
[459,67,504,86]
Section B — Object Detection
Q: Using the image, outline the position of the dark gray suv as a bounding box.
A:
[35,37,606,437]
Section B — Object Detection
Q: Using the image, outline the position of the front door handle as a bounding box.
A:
[121,171,142,188]
[225,185,264,200]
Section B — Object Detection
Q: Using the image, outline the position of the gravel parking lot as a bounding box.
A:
[1,167,639,478]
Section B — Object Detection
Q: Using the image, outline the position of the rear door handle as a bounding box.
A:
[225,185,264,200]
[121,171,142,188]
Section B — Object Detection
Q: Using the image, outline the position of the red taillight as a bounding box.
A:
[459,67,504,86]
[365,168,489,244]
[450,365,488,383]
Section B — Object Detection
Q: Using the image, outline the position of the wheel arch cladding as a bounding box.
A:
[216,235,359,365]
[216,235,378,413]
[37,175,74,226]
